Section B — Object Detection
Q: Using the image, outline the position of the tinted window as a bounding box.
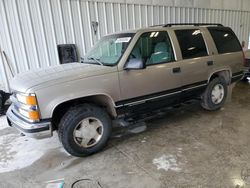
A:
[175,29,208,59]
[208,27,242,54]
[129,31,175,65]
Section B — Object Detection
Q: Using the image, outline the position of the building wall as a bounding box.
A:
[0,0,250,91]
[111,0,250,11]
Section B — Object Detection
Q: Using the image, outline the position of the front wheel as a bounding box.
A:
[58,104,112,157]
[201,77,228,111]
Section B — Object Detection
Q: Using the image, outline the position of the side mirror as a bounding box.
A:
[124,58,145,70]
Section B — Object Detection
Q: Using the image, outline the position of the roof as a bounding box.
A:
[106,23,224,36]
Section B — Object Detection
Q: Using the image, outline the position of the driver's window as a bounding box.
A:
[130,31,175,65]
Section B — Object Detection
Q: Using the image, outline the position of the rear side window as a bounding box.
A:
[208,27,242,54]
[175,29,208,59]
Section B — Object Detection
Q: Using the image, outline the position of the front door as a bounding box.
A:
[116,31,182,113]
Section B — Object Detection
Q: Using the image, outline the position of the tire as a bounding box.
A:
[201,77,228,111]
[58,103,112,157]
[242,76,248,81]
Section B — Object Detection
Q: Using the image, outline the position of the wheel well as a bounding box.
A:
[51,95,116,130]
[209,70,231,85]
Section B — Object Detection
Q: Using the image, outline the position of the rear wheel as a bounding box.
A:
[242,76,248,81]
[58,104,112,157]
[201,77,228,111]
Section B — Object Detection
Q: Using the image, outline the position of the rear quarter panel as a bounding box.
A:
[211,52,244,76]
[203,27,244,79]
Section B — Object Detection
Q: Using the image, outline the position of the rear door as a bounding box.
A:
[173,28,213,99]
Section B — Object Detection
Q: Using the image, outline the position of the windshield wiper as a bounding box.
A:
[87,57,104,66]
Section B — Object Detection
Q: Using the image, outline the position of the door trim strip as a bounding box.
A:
[115,80,207,107]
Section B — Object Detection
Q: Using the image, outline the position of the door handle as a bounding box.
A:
[173,67,181,73]
[207,61,214,66]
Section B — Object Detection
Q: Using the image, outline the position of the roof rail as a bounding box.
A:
[163,23,223,27]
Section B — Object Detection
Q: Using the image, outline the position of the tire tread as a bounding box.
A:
[58,103,111,157]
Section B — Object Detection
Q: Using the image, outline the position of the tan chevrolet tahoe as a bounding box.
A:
[7,23,244,157]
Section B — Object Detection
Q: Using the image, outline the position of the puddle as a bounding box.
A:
[0,133,60,173]
[0,116,9,131]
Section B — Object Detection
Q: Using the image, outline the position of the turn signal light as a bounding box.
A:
[26,96,37,106]
[28,111,40,121]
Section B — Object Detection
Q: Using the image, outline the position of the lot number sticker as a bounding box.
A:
[115,37,131,43]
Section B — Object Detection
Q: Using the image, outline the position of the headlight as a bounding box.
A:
[16,93,37,106]
[15,93,40,122]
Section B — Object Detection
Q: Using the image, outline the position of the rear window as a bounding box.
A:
[175,29,208,59]
[208,27,242,54]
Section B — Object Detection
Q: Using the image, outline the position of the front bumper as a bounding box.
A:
[6,105,53,139]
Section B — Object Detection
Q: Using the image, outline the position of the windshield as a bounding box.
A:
[84,33,135,66]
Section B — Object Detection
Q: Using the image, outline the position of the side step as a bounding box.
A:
[112,119,147,138]
[111,99,199,137]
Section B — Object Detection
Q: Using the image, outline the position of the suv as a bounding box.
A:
[7,23,244,157]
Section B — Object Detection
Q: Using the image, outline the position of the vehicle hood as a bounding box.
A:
[10,63,117,93]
